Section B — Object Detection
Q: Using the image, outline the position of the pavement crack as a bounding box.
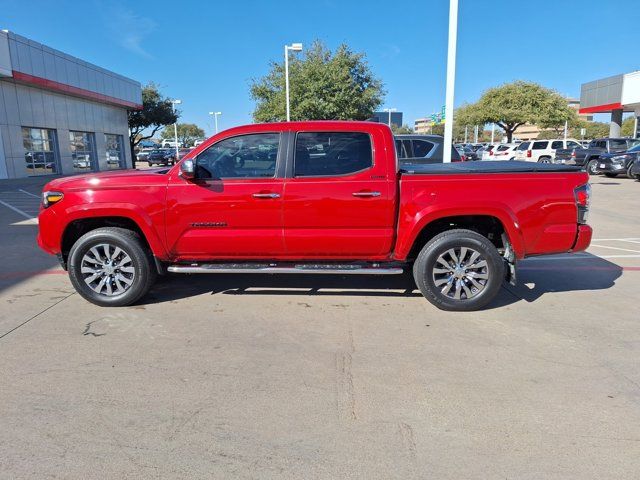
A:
[83,321,106,337]
[335,351,357,421]
[0,292,75,340]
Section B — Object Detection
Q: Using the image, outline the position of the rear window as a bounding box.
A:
[610,139,629,152]
[496,145,509,151]
[412,139,435,157]
[551,141,563,149]
[532,141,548,150]
[517,142,530,150]
[294,132,372,177]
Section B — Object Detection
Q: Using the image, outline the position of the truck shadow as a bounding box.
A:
[143,253,622,309]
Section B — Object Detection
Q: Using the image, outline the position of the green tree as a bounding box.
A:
[621,116,636,137]
[391,124,414,134]
[161,123,205,147]
[569,121,609,140]
[457,81,577,143]
[128,83,178,163]
[250,41,385,122]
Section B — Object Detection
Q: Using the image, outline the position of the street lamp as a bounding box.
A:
[284,43,303,122]
[171,99,181,161]
[442,0,458,163]
[209,111,222,134]
[383,108,397,128]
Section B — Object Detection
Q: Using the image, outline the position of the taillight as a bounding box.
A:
[574,183,591,224]
[527,150,532,158]
[489,150,494,155]
[461,155,467,162]
[571,150,576,158]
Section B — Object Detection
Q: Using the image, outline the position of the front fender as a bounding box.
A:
[59,203,168,258]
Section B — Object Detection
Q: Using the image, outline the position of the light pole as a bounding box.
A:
[209,111,222,134]
[284,43,303,121]
[383,108,397,128]
[171,99,181,160]
[442,0,458,163]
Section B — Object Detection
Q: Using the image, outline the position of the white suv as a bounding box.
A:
[514,139,582,163]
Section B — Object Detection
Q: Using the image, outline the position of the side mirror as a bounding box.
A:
[180,159,195,179]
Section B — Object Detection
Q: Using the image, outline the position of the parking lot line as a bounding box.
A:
[588,244,640,254]
[18,189,40,198]
[0,199,33,220]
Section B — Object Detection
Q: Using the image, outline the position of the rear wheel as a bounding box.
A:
[586,159,599,175]
[413,229,504,312]
[538,156,552,164]
[68,227,157,307]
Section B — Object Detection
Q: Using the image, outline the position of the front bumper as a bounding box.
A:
[595,159,625,174]
[571,225,593,252]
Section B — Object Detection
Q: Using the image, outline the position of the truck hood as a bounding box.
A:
[43,167,170,191]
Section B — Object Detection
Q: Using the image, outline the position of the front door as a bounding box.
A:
[165,132,286,260]
[283,130,395,259]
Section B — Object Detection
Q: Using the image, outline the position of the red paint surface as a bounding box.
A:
[37,121,592,264]
[578,102,623,114]
[12,70,142,110]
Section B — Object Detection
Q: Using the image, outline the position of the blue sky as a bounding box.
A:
[3,0,639,135]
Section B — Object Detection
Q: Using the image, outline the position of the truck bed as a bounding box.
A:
[399,160,581,174]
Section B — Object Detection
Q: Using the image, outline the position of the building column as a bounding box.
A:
[610,109,623,137]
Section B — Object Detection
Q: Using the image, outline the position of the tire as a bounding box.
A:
[586,159,599,175]
[627,165,638,179]
[68,227,157,307]
[604,173,618,178]
[538,156,552,164]
[412,229,504,312]
[148,162,152,167]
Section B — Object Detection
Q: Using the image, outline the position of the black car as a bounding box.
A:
[595,141,640,178]
[147,149,175,166]
[628,157,640,180]
[395,135,462,164]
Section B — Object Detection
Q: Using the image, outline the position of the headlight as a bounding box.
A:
[42,191,64,208]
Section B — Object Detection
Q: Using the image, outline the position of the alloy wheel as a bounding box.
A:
[432,247,489,300]
[80,243,136,296]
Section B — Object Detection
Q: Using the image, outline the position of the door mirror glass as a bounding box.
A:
[180,159,195,179]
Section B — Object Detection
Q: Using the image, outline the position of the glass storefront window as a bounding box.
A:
[104,134,125,170]
[69,131,97,173]
[22,127,59,176]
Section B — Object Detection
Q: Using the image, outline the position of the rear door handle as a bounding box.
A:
[252,192,281,199]
[352,191,381,197]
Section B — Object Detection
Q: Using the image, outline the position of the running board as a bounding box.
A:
[167,263,403,275]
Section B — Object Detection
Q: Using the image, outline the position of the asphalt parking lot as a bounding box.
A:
[1,173,639,479]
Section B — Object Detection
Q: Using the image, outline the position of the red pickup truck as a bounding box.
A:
[37,121,592,311]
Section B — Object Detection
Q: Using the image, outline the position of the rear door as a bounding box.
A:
[282,129,395,258]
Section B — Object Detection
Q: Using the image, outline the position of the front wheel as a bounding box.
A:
[413,229,504,311]
[68,227,157,307]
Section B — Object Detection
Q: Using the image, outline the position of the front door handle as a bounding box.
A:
[252,192,281,199]
[352,191,381,197]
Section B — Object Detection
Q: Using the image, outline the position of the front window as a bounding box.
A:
[104,134,125,170]
[22,127,59,176]
[195,133,279,179]
[294,132,372,177]
[69,131,97,172]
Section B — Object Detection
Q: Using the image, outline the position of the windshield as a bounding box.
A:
[627,141,640,152]
[610,139,629,152]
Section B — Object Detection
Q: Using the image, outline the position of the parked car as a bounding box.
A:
[478,145,495,160]
[628,157,640,180]
[146,149,175,166]
[461,146,479,161]
[38,121,592,312]
[595,141,640,178]
[161,140,180,149]
[486,144,518,161]
[136,148,154,162]
[395,135,463,164]
[555,138,636,175]
[514,139,583,163]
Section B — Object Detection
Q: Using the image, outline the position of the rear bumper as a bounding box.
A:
[571,225,592,252]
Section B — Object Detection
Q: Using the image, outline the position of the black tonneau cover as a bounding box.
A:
[400,160,582,175]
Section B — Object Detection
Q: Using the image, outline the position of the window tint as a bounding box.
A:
[517,142,530,150]
[294,132,372,177]
[551,141,563,149]
[567,141,581,149]
[196,133,279,179]
[395,139,410,159]
[532,141,548,150]
[412,139,435,157]
[610,139,628,152]
[496,145,509,152]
